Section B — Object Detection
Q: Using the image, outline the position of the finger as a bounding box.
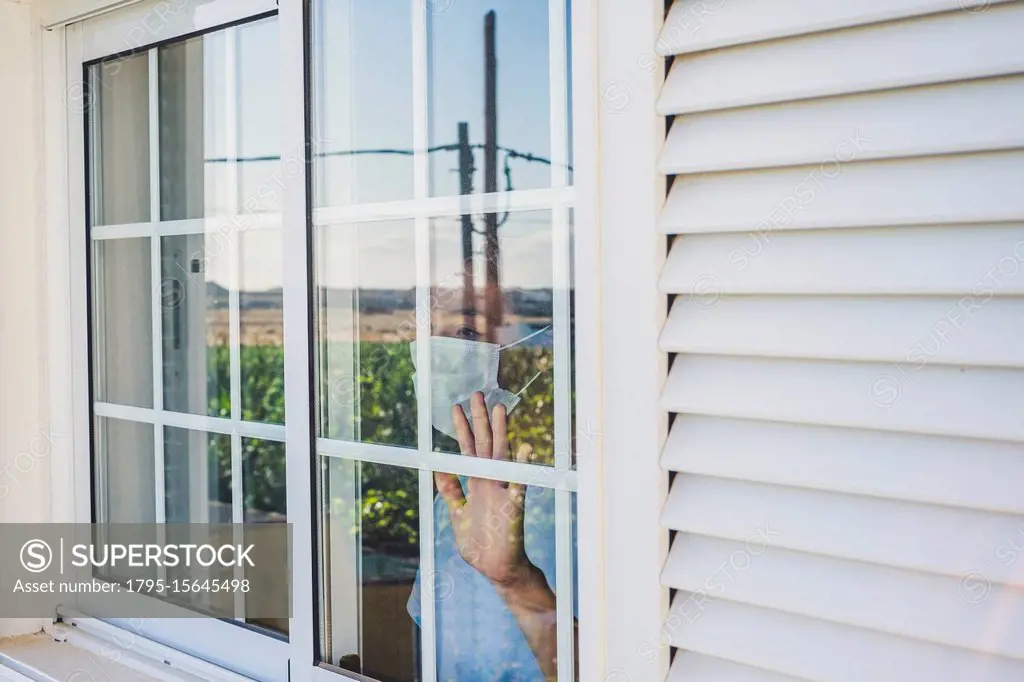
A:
[451,403,476,457]
[470,391,493,459]
[507,443,533,506]
[491,403,510,461]
[435,471,467,517]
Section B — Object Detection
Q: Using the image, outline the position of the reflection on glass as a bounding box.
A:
[240,230,285,424]
[320,459,420,680]
[159,17,280,220]
[95,417,155,523]
[243,438,289,635]
[429,1,551,196]
[161,427,234,614]
[92,408,158,584]
[88,54,150,226]
[312,0,413,206]
[428,211,556,464]
[92,239,154,408]
[160,235,230,417]
[410,475,577,680]
[315,221,417,446]
[163,426,232,524]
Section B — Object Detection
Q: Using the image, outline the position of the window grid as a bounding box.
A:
[87,35,288,536]
[309,0,576,679]
[81,0,580,678]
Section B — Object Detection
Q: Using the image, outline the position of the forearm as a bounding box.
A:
[494,563,560,679]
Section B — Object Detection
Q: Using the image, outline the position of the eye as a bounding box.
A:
[455,325,481,340]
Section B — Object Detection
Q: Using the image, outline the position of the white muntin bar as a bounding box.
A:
[91,213,283,240]
[555,488,576,682]
[223,26,244,624]
[549,1,577,675]
[229,233,242,423]
[552,203,573,476]
[549,0,570,191]
[317,438,579,493]
[231,430,245,621]
[413,0,437,679]
[225,24,242,427]
[92,401,287,441]
[312,187,575,226]
[148,47,167,529]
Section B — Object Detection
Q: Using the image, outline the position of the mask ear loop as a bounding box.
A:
[515,370,544,397]
[498,324,553,351]
[498,325,553,397]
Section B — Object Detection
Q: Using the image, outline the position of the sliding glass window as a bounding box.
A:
[310,1,577,681]
[85,13,289,642]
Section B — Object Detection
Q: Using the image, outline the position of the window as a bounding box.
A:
[311,2,577,680]
[67,1,585,681]
[81,12,291,679]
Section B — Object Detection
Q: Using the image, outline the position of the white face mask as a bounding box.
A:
[411,327,549,440]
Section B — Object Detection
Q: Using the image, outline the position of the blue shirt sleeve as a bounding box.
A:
[406,485,578,680]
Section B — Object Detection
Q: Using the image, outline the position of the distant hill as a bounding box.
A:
[207,282,559,318]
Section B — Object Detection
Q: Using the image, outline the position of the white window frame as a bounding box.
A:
[33,0,648,680]
[60,6,294,681]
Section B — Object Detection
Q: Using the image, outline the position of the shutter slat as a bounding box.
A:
[664,593,1024,682]
[659,152,1024,235]
[669,652,810,682]
[656,0,1010,56]
[661,296,1024,368]
[658,2,1024,114]
[662,354,1024,443]
[663,534,1024,658]
[659,225,1024,295]
[661,475,1024,586]
[661,414,1024,514]
[660,76,1024,175]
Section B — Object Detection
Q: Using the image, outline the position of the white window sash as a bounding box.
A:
[46,0,608,679]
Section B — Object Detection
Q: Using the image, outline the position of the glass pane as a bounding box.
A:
[163,426,232,524]
[236,19,282,213]
[88,54,150,226]
[161,427,234,615]
[160,235,231,417]
[92,238,154,408]
[315,221,417,446]
[312,0,414,207]
[240,230,285,424]
[426,480,577,679]
[243,438,289,635]
[429,1,551,196]
[159,17,280,220]
[163,426,232,611]
[95,417,155,523]
[319,459,420,679]
[429,212,556,464]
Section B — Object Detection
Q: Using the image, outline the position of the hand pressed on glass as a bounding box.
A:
[435,391,563,679]
[438,393,534,586]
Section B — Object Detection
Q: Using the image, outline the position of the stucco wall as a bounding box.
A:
[0,0,51,640]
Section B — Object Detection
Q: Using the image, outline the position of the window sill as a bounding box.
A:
[0,624,224,682]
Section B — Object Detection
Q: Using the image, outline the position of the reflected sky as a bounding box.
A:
[181,5,562,290]
[429,0,552,196]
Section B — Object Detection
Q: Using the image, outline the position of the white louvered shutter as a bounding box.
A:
[655,1,1024,680]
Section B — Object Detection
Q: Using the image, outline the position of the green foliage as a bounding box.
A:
[208,341,560,550]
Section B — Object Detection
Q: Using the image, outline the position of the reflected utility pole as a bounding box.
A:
[483,10,502,343]
[457,122,476,331]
